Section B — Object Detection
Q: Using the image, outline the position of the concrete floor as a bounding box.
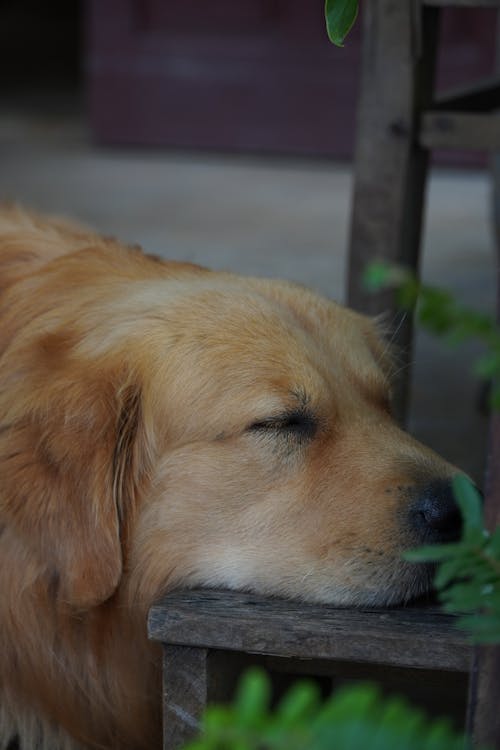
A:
[0,109,495,482]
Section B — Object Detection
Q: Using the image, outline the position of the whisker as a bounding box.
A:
[389,359,416,381]
[387,311,408,347]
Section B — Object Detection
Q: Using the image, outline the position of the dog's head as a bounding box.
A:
[0,241,461,611]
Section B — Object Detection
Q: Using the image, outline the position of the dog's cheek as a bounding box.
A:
[124,440,292,605]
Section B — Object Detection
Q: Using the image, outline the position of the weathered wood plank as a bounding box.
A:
[420,112,500,151]
[148,589,472,672]
[162,645,208,750]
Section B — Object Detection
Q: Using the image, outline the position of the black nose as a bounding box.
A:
[410,479,463,543]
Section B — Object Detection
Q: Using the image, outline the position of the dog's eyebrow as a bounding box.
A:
[259,385,314,425]
[355,372,392,410]
[290,387,311,408]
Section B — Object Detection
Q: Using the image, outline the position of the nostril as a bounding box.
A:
[411,479,463,542]
[419,499,460,531]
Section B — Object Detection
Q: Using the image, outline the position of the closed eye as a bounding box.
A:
[248,410,318,441]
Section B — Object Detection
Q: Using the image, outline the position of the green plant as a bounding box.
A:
[184,669,471,750]
[363,262,500,639]
[324,0,359,47]
[364,261,500,408]
[407,475,500,643]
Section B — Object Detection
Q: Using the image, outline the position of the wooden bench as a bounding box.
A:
[148,588,472,750]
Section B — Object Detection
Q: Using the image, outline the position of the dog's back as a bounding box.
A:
[0,204,94,291]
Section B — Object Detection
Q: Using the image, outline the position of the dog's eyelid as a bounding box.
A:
[248,409,317,438]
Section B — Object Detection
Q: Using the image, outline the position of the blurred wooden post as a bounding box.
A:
[347,0,439,421]
[466,417,500,749]
[467,14,500,744]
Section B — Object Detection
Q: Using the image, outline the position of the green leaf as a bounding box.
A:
[473,352,500,379]
[396,278,420,310]
[440,581,483,611]
[403,542,463,563]
[362,261,393,291]
[276,681,320,724]
[325,0,359,46]
[234,668,270,727]
[434,557,476,591]
[417,289,456,335]
[455,612,500,643]
[187,676,484,750]
[488,528,500,555]
[203,705,233,734]
[421,718,464,750]
[322,683,380,720]
[452,475,483,535]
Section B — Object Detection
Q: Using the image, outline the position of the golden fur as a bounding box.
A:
[0,206,457,749]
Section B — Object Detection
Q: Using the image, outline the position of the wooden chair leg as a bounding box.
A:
[466,416,500,750]
[467,30,500,741]
[162,645,209,750]
[347,0,439,420]
[493,153,500,295]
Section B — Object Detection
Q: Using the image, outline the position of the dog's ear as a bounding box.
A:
[0,360,147,609]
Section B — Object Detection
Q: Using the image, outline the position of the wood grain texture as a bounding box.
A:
[420,111,500,150]
[148,589,472,672]
[347,0,439,420]
[162,645,208,750]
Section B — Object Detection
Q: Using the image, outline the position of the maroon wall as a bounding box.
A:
[85,1,496,162]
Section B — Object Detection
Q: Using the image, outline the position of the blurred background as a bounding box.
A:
[0,0,496,481]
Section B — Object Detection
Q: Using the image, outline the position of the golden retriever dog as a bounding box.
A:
[0,206,461,750]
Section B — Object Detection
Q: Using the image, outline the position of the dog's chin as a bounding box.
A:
[197,558,438,610]
[394,562,440,608]
[214,561,437,610]
[349,562,437,609]
[297,561,437,609]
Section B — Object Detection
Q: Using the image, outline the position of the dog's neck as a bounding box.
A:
[0,603,161,750]
[0,535,161,750]
[0,705,82,750]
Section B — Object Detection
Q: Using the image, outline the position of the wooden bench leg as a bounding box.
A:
[466,415,500,749]
[467,117,500,746]
[348,0,439,421]
[162,645,208,750]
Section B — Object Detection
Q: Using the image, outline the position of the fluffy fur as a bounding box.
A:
[0,206,458,749]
